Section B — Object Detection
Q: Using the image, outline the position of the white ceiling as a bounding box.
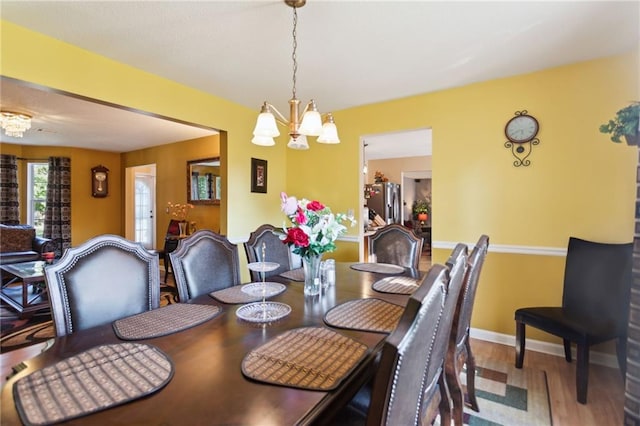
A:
[1,1,638,155]
[0,78,217,152]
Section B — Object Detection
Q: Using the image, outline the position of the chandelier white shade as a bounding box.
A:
[1,111,32,138]
[287,134,309,150]
[251,0,340,149]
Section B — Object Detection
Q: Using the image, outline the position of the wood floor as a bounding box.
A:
[470,338,625,425]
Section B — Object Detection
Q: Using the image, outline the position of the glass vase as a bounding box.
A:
[178,221,187,237]
[302,254,323,296]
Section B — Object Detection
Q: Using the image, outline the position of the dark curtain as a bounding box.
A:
[0,154,20,225]
[44,157,71,257]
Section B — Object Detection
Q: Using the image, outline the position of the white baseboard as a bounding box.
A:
[469,328,620,369]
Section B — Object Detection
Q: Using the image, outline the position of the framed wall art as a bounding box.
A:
[251,158,267,193]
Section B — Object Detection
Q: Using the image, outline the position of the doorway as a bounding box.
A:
[360,128,432,261]
[125,164,157,250]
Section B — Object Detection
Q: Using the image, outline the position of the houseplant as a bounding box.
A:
[412,198,431,221]
[599,102,640,145]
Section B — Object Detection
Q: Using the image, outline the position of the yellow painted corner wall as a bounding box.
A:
[122,135,221,248]
[0,142,122,245]
[1,20,287,241]
[289,50,638,340]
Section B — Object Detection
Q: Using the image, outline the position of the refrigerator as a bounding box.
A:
[366,182,401,225]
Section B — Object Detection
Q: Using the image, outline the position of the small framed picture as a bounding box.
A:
[251,158,267,193]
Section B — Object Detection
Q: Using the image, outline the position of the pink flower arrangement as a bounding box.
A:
[279,192,355,258]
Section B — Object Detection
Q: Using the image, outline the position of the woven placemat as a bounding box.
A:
[210,283,286,304]
[14,343,173,426]
[113,303,221,340]
[372,276,421,295]
[279,268,304,282]
[350,262,405,274]
[324,298,404,333]
[242,327,367,391]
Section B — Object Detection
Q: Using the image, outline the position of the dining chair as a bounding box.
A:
[44,234,160,337]
[169,229,241,301]
[445,234,490,425]
[514,236,632,404]
[243,224,301,282]
[335,244,468,426]
[368,223,423,270]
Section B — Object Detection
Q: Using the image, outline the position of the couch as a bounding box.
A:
[0,224,55,265]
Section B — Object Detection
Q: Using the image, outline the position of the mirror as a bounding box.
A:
[187,157,221,205]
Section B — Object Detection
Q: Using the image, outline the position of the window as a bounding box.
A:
[27,162,48,237]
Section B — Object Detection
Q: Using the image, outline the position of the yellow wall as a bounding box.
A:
[305,51,639,342]
[0,142,122,245]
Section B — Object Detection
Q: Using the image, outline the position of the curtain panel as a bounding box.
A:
[44,157,71,256]
[0,154,20,225]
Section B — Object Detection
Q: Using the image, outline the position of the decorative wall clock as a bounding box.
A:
[91,165,109,197]
[504,110,540,167]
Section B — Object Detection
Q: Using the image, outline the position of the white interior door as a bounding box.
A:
[134,172,156,249]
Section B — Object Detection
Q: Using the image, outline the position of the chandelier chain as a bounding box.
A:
[291,6,298,100]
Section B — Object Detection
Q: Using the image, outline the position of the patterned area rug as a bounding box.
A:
[1,279,178,353]
[454,359,552,426]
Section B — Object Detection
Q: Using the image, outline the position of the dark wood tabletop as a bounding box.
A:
[0,263,418,426]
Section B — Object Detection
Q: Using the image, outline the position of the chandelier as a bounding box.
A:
[252,0,340,150]
[0,111,32,138]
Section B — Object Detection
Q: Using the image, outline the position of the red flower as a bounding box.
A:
[306,200,324,211]
[284,227,309,247]
[295,208,307,225]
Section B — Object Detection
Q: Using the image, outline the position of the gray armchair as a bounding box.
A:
[44,234,160,337]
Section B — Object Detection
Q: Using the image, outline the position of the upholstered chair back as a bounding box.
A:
[368,245,467,425]
[45,234,160,337]
[170,229,241,301]
[369,223,423,270]
[452,235,489,349]
[244,224,301,282]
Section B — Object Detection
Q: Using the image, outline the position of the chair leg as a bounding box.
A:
[563,339,572,362]
[616,336,627,377]
[164,254,171,284]
[444,355,464,426]
[576,343,589,404]
[437,373,452,426]
[464,339,480,412]
[515,321,525,368]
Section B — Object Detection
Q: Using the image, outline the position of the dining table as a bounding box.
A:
[0,262,422,426]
